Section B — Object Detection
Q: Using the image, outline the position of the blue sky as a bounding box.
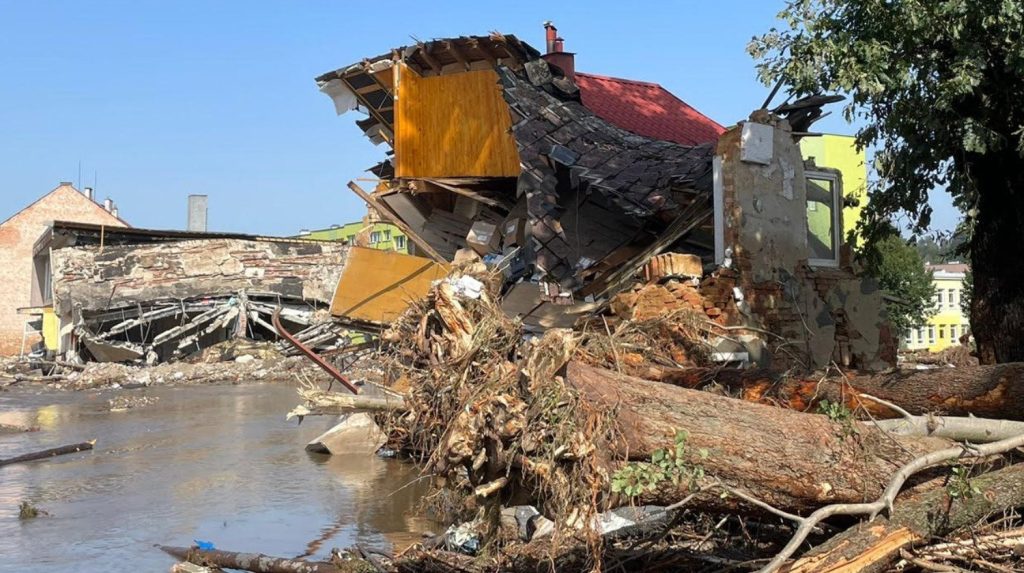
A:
[0,1,958,235]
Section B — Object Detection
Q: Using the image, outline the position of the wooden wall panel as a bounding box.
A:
[395,64,520,178]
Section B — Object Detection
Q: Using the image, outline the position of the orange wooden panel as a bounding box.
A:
[330,247,450,324]
[395,64,520,178]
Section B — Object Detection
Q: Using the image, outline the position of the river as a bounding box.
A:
[0,383,432,572]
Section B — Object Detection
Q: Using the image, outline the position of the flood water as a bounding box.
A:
[0,383,433,572]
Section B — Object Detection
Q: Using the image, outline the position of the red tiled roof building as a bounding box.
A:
[542,22,725,147]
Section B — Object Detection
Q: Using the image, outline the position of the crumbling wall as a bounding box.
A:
[716,114,894,371]
[51,238,348,316]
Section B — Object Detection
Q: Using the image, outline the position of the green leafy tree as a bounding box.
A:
[861,231,937,335]
[750,1,1024,363]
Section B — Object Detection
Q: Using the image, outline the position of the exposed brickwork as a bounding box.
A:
[0,184,126,355]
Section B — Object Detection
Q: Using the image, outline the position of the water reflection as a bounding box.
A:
[0,383,432,572]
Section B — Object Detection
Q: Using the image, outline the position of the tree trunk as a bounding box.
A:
[782,462,1024,573]
[969,152,1024,364]
[645,363,1024,420]
[159,546,341,573]
[565,362,951,513]
[0,441,95,467]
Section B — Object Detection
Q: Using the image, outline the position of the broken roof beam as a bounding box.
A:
[347,180,446,262]
[416,179,513,210]
[415,42,443,75]
[445,40,472,71]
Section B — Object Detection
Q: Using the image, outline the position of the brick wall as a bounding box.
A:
[0,184,126,355]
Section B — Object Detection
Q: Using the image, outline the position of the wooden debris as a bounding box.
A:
[0,440,95,467]
[159,545,341,573]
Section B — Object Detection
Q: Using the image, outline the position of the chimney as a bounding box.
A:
[83,187,94,200]
[111,206,119,218]
[103,197,113,212]
[187,194,209,232]
[542,21,575,80]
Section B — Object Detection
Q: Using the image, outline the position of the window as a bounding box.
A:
[939,325,945,340]
[395,235,406,250]
[950,324,958,341]
[935,291,943,309]
[383,229,391,241]
[369,231,381,244]
[948,289,956,308]
[928,326,936,344]
[917,327,924,344]
[346,234,355,244]
[805,171,842,267]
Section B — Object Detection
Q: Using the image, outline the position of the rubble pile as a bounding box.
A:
[322,265,1024,573]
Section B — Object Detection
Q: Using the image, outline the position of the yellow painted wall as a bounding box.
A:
[42,308,59,351]
[903,276,970,352]
[395,64,520,178]
[800,134,868,246]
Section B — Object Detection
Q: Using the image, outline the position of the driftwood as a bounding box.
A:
[0,440,95,467]
[652,364,1024,421]
[781,462,1024,573]
[159,545,341,573]
[565,362,954,513]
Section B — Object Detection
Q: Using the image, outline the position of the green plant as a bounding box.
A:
[818,399,859,438]
[611,430,708,497]
[947,464,982,500]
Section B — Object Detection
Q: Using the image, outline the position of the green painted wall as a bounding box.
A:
[800,134,869,248]
[298,221,410,254]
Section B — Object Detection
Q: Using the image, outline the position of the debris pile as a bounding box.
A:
[297,265,1024,572]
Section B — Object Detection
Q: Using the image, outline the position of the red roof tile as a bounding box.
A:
[575,72,725,146]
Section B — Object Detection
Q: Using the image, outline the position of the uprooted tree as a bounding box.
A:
[749,0,1024,363]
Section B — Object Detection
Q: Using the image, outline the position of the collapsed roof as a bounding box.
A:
[317,33,715,298]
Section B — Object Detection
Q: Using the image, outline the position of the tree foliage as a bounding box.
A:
[749,0,1024,242]
[861,231,937,334]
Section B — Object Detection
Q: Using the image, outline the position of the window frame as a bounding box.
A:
[805,170,843,268]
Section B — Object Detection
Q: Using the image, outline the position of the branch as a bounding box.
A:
[756,432,1024,573]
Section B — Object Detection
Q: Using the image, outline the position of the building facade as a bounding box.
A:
[0,183,127,356]
[300,220,409,253]
[903,263,970,352]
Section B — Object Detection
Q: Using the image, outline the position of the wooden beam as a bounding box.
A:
[446,40,471,71]
[416,42,442,75]
[346,181,446,262]
[470,38,498,67]
[421,179,512,209]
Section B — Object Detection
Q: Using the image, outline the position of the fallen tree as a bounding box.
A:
[159,545,342,573]
[564,362,951,513]
[0,440,95,467]
[644,363,1024,421]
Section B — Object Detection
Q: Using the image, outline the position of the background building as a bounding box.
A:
[903,262,970,352]
[299,219,409,253]
[0,183,127,356]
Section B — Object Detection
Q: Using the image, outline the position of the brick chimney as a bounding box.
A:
[542,21,575,80]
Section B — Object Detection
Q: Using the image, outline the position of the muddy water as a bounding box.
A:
[0,383,433,572]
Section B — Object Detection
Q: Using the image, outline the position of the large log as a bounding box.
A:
[646,363,1024,420]
[781,462,1024,573]
[0,441,95,467]
[159,545,340,573]
[565,362,952,513]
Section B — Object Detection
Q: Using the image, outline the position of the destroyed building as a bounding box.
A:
[33,221,349,364]
[316,26,896,371]
[0,183,127,356]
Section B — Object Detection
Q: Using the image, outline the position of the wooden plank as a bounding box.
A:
[347,181,446,262]
[329,247,449,324]
[394,64,520,178]
[421,179,512,209]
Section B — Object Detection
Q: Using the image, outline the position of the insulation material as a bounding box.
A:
[319,78,359,115]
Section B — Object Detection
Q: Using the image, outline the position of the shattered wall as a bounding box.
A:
[714,113,894,371]
[51,238,347,317]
